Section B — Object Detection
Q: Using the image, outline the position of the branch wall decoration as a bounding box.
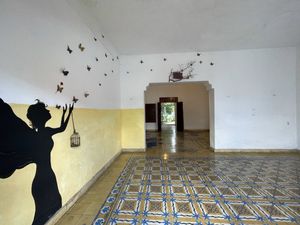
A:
[168,61,196,82]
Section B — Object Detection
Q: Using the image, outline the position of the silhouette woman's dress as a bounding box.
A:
[0,98,73,225]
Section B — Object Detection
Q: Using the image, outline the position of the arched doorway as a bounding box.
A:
[144,81,215,150]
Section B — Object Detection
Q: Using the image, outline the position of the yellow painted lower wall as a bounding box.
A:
[0,104,122,225]
[121,109,145,149]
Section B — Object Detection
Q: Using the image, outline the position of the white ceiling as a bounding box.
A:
[81,0,300,55]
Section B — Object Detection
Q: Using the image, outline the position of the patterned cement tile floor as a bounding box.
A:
[55,130,300,225]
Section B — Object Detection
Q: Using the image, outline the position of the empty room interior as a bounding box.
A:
[0,0,300,225]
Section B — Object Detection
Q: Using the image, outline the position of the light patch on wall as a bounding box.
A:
[121,109,145,149]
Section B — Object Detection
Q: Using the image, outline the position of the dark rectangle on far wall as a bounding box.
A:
[159,97,178,103]
[145,104,156,122]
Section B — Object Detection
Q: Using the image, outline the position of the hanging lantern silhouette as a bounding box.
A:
[70,112,80,147]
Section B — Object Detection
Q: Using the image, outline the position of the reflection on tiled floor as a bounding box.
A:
[93,156,300,225]
[55,130,300,225]
[147,127,210,152]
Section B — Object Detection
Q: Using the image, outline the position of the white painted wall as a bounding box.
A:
[120,47,298,149]
[145,83,209,130]
[0,0,120,109]
[297,46,300,150]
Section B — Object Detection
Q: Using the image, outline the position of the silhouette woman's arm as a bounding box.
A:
[50,104,74,135]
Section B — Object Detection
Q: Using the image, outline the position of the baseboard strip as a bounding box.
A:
[122,148,145,152]
[214,148,299,153]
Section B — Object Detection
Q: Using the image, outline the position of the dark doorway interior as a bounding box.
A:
[157,97,184,132]
[176,102,184,132]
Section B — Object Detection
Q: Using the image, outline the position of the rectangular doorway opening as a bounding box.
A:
[161,102,176,130]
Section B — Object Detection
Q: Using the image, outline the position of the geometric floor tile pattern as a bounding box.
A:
[92,156,300,225]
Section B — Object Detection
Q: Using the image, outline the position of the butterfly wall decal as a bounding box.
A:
[95,57,99,61]
[94,37,97,41]
[87,65,91,71]
[105,53,107,58]
[79,43,85,52]
[72,96,79,103]
[67,46,72,54]
[56,84,63,93]
[84,92,89,98]
[62,69,69,76]
[55,105,61,109]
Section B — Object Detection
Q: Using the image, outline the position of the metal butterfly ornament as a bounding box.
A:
[79,43,85,52]
[56,82,64,93]
[67,46,72,54]
[62,69,69,76]
[72,96,79,103]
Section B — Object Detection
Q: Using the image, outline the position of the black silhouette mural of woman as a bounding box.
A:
[0,98,73,225]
